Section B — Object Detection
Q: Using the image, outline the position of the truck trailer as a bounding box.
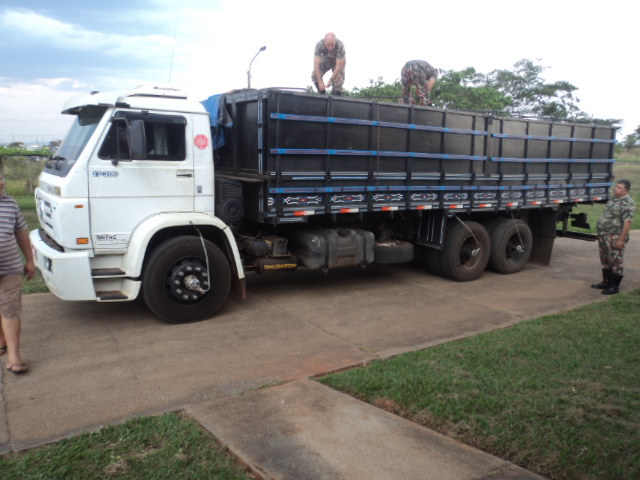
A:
[30,84,616,323]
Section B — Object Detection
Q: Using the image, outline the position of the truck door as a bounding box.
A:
[88,111,194,249]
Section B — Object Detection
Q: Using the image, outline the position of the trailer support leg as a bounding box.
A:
[527,209,557,266]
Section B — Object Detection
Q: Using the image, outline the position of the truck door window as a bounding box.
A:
[98,112,187,161]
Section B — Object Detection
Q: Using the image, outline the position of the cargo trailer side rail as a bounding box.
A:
[214,90,615,225]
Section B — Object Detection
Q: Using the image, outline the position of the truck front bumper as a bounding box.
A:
[30,229,97,301]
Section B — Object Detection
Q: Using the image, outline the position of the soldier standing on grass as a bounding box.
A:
[591,179,636,295]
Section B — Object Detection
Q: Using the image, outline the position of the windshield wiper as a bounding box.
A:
[46,155,68,170]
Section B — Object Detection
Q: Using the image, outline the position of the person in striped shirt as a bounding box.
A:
[0,174,35,374]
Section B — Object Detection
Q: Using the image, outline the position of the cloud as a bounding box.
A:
[0,79,84,142]
[1,10,173,61]
[1,0,638,144]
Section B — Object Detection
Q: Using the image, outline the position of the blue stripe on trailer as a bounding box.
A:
[270,148,487,161]
[268,181,606,195]
[492,157,615,163]
[491,133,616,144]
[270,113,487,136]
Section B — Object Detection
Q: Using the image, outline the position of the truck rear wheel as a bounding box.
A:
[488,219,532,274]
[143,236,231,323]
[425,248,444,276]
[440,221,490,282]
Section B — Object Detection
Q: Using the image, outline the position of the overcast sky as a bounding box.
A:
[1,0,637,146]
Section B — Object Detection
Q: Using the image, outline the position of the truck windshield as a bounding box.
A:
[44,105,107,177]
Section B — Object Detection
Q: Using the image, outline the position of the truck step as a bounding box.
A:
[92,268,126,277]
[96,291,128,301]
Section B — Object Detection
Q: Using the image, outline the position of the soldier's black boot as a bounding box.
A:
[591,269,611,289]
[602,274,623,295]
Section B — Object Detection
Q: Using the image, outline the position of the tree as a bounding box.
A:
[345,59,620,127]
[347,77,403,100]
[621,131,639,153]
[484,59,584,119]
[49,140,62,149]
[431,67,512,111]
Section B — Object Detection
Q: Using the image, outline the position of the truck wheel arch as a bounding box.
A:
[121,213,245,281]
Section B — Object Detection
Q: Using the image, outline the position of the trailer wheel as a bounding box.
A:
[483,216,506,237]
[440,221,490,282]
[143,235,231,323]
[425,248,444,276]
[488,219,532,274]
[373,240,414,264]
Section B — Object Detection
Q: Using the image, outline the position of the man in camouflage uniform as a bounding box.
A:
[400,60,438,106]
[591,179,635,294]
[312,33,346,95]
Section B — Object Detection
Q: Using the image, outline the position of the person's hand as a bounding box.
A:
[318,79,326,91]
[614,238,625,250]
[24,261,36,281]
[326,77,333,88]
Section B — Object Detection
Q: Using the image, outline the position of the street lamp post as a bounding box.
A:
[247,46,266,89]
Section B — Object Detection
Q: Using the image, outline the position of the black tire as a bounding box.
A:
[143,236,231,323]
[373,240,414,264]
[488,219,533,274]
[440,221,490,282]
[425,248,444,276]
[483,216,506,238]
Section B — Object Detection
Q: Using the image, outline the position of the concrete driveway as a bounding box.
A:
[1,233,638,466]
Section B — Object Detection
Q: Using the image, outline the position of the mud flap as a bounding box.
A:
[527,209,557,266]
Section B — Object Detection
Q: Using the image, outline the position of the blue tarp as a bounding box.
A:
[202,94,233,150]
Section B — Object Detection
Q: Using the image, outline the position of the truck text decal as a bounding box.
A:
[94,233,129,244]
[92,171,119,178]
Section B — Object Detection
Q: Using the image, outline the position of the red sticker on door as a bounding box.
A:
[194,134,209,149]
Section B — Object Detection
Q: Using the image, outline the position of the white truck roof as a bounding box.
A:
[61,83,208,115]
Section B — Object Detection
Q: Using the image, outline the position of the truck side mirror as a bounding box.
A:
[128,120,147,160]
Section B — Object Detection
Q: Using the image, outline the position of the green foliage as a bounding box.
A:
[347,77,403,101]
[622,133,640,152]
[345,59,621,127]
[483,59,580,118]
[0,146,52,157]
[432,67,512,111]
[1,156,46,196]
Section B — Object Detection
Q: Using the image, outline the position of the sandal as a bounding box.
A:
[0,345,6,356]
[6,363,28,374]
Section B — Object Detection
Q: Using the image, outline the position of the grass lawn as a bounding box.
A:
[319,290,640,480]
[0,412,251,480]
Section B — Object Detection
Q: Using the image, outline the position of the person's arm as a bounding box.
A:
[313,56,325,91]
[615,220,632,249]
[15,229,35,280]
[327,57,346,88]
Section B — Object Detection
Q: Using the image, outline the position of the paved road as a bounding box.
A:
[1,234,637,478]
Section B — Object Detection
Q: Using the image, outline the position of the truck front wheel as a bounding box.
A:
[143,236,231,323]
[440,221,490,282]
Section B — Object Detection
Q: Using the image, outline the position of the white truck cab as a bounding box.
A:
[30,84,244,323]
